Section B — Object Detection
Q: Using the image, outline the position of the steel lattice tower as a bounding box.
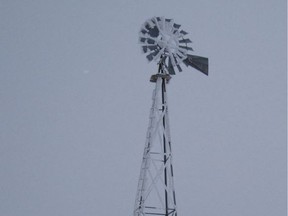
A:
[134,17,208,216]
[134,62,176,216]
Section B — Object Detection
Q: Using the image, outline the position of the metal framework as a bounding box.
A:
[134,16,208,216]
[134,62,177,216]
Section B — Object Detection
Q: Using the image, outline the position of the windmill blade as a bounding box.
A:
[142,20,158,37]
[140,29,147,34]
[146,53,155,61]
[164,18,173,33]
[161,17,166,32]
[146,49,160,61]
[174,52,183,63]
[142,46,148,53]
[176,64,182,72]
[169,51,177,67]
[180,30,188,35]
[148,39,157,45]
[168,19,175,33]
[171,23,180,34]
[147,26,159,37]
[179,38,192,44]
[153,47,165,61]
[176,50,186,59]
[141,45,159,53]
[143,23,152,32]
[183,54,209,75]
[167,58,176,75]
[139,37,146,43]
[156,16,161,22]
[179,45,193,51]
[146,19,155,28]
[167,66,176,75]
[139,42,158,47]
[173,23,181,29]
[147,45,158,51]
[174,54,185,73]
[154,17,163,35]
[139,33,157,43]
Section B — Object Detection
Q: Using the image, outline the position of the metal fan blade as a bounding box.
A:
[176,64,182,72]
[142,46,148,53]
[167,66,176,75]
[173,23,181,29]
[153,47,165,61]
[144,44,159,51]
[170,53,177,67]
[172,55,181,69]
[146,51,158,61]
[179,38,192,44]
[144,23,151,31]
[180,30,188,35]
[149,27,159,37]
[174,54,185,67]
[143,25,158,38]
[139,42,157,47]
[171,25,179,34]
[155,17,164,33]
[160,17,165,31]
[139,33,156,41]
[139,37,146,43]
[167,58,176,75]
[147,45,158,51]
[141,45,158,53]
[179,45,193,51]
[143,23,159,38]
[183,54,209,75]
[147,38,156,44]
[140,29,147,34]
[175,50,186,59]
[168,19,175,32]
[146,48,160,61]
[147,19,155,28]
[173,29,179,35]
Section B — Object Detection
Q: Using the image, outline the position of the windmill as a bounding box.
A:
[134,17,208,216]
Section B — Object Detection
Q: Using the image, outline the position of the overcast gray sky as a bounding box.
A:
[0,0,286,216]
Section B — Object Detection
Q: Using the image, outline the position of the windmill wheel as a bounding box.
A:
[139,17,193,75]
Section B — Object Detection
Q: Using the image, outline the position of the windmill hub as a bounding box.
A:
[159,33,179,53]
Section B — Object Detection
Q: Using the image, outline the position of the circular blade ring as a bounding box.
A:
[139,17,193,74]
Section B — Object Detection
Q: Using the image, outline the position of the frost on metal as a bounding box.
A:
[139,16,192,75]
[139,16,209,76]
[133,16,209,216]
[134,77,177,216]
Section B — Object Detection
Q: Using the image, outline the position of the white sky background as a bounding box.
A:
[0,0,286,216]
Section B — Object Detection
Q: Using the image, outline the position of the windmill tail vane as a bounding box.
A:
[133,17,209,216]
